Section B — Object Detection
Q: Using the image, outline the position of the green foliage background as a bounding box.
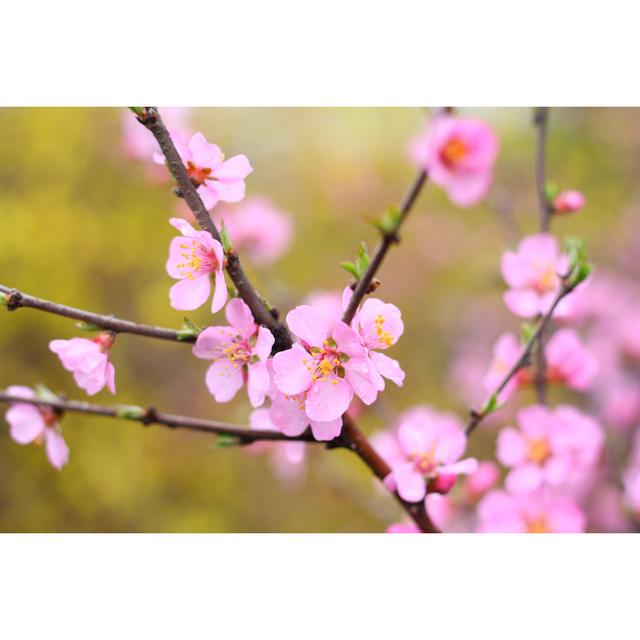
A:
[0,108,637,531]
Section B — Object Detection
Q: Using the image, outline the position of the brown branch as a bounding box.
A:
[342,169,428,325]
[0,285,194,343]
[0,390,320,445]
[134,107,292,353]
[533,106,552,403]
[465,280,575,437]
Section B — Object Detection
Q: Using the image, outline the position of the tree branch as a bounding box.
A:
[0,390,320,445]
[465,280,574,437]
[134,107,292,353]
[533,106,552,403]
[342,169,428,325]
[0,285,194,343]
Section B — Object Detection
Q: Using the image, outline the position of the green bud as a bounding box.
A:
[373,204,402,236]
[340,261,359,279]
[520,322,536,345]
[219,219,234,254]
[116,405,147,420]
[0,292,7,307]
[128,107,145,116]
[214,434,240,448]
[544,181,559,202]
[355,242,370,276]
[177,317,202,341]
[481,392,505,417]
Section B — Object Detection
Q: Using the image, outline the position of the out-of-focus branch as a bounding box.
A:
[465,280,575,437]
[533,106,552,403]
[0,390,319,445]
[134,107,293,353]
[0,285,194,343]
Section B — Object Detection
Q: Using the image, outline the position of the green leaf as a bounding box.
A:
[355,242,370,276]
[116,405,147,420]
[544,181,559,202]
[219,219,234,254]
[481,392,506,417]
[340,261,359,279]
[373,204,402,235]
[520,322,536,345]
[214,434,240,448]
[35,384,59,403]
[0,292,7,307]
[128,107,145,116]
[564,237,593,287]
[75,321,102,332]
[177,317,202,341]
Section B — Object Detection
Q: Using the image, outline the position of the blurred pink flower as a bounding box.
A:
[49,333,116,396]
[3,386,69,470]
[496,405,603,494]
[545,329,598,390]
[477,489,585,533]
[386,522,421,533]
[272,306,379,424]
[155,131,252,210]
[501,233,570,318]
[121,107,190,174]
[193,299,274,407]
[303,290,344,324]
[483,333,528,402]
[465,460,500,500]
[374,406,477,503]
[166,217,227,313]
[248,408,306,482]
[410,115,499,207]
[623,468,640,516]
[553,189,585,214]
[213,197,293,265]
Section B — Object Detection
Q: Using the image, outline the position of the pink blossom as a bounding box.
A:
[166,217,227,313]
[303,290,344,324]
[410,115,499,207]
[49,333,116,396]
[623,467,640,516]
[248,408,306,482]
[272,306,379,424]
[386,522,421,534]
[3,386,69,470]
[477,489,586,533]
[496,405,603,494]
[465,460,500,500]
[122,107,190,170]
[213,197,293,265]
[553,190,585,214]
[482,333,528,402]
[501,233,570,318]
[545,328,598,390]
[374,406,477,503]
[155,131,253,210]
[193,299,274,407]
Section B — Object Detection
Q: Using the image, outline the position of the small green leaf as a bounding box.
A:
[75,321,102,332]
[564,237,593,288]
[520,322,536,345]
[219,219,234,254]
[214,434,240,448]
[356,242,370,274]
[35,384,59,403]
[481,393,505,417]
[0,292,7,307]
[373,204,402,235]
[116,405,147,419]
[177,317,202,341]
[544,181,559,202]
[128,107,145,116]
[340,261,359,279]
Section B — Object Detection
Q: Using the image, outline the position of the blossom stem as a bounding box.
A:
[533,107,552,403]
[135,107,293,353]
[0,390,320,444]
[0,285,194,343]
[465,280,574,436]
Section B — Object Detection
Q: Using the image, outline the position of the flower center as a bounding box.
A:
[221,337,253,366]
[373,314,394,347]
[440,137,468,168]
[187,161,213,186]
[526,516,550,533]
[175,239,219,280]
[410,448,437,475]
[305,341,343,384]
[527,437,551,464]
[534,264,559,293]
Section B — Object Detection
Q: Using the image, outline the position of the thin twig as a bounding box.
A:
[465,280,574,437]
[135,107,292,353]
[0,285,192,343]
[533,107,552,403]
[0,391,319,445]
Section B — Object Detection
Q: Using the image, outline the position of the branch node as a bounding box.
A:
[6,288,23,311]
[142,406,158,427]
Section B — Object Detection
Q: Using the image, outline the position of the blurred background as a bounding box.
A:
[0,107,639,532]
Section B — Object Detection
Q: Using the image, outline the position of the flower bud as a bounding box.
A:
[553,190,585,214]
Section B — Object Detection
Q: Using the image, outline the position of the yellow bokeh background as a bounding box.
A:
[0,108,638,532]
